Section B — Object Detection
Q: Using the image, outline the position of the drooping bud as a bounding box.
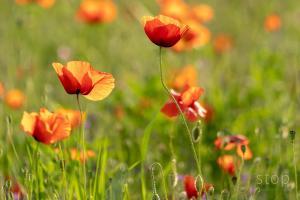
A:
[192,121,202,143]
[290,130,296,142]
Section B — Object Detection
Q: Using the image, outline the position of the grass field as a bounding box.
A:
[0,0,299,199]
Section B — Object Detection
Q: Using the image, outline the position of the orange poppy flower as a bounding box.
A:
[5,89,25,109]
[183,175,198,199]
[161,86,206,122]
[214,135,253,160]
[200,183,214,196]
[142,15,189,47]
[77,0,117,24]
[52,61,115,101]
[15,0,55,8]
[56,108,84,128]
[20,108,71,144]
[173,20,211,52]
[217,155,236,176]
[158,0,190,21]
[191,4,214,23]
[213,34,233,54]
[172,65,197,90]
[264,14,281,32]
[0,82,5,98]
[70,148,96,163]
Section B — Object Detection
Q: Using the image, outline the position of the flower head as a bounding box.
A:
[214,134,253,160]
[21,108,71,144]
[183,175,198,199]
[5,89,25,109]
[70,148,96,163]
[161,86,206,122]
[191,4,214,23]
[217,155,236,176]
[172,65,197,90]
[264,14,281,32]
[77,0,117,24]
[142,15,188,47]
[52,61,115,101]
[213,34,233,54]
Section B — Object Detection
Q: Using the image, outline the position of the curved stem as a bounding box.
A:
[150,162,168,200]
[158,47,201,176]
[76,94,87,199]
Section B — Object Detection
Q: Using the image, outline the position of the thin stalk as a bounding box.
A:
[292,140,299,200]
[76,94,87,199]
[34,143,40,199]
[59,143,67,199]
[233,157,244,200]
[158,47,201,175]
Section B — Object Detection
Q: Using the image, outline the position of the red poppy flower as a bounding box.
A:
[161,86,206,122]
[20,108,71,144]
[264,14,281,32]
[53,61,115,101]
[184,175,198,199]
[217,155,236,176]
[142,15,188,47]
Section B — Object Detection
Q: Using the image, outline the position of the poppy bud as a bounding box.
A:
[290,130,296,142]
[241,145,246,155]
[152,194,160,200]
[192,121,202,143]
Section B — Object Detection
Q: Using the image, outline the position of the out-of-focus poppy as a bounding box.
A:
[77,0,117,24]
[213,34,233,54]
[52,61,115,101]
[264,14,281,32]
[56,108,84,128]
[0,82,5,98]
[217,155,236,176]
[5,89,25,109]
[173,20,211,52]
[172,65,197,90]
[158,0,190,21]
[214,135,253,160]
[15,0,55,8]
[21,108,71,144]
[70,148,96,163]
[142,15,189,47]
[161,86,206,122]
[114,105,125,120]
[183,175,198,199]
[191,4,214,23]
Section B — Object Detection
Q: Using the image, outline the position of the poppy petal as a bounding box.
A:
[83,72,115,101]
[20,112,37,135]
[161,101,179,117]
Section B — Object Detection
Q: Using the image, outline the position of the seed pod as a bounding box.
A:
[192,121,202,143]
[289,130,296,141]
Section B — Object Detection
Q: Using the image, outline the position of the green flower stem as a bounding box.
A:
[158,47,201,176]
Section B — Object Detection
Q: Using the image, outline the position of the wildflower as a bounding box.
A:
[20,108,71,144]
[142,15,189,47]
[213,34,233,54]
[158,0,190,21]
[77,0,117,24]
[172,65,197,90]
[214,135,253,160]
[161,86,206,122]
[52,61,115,101]
[56,108,84,128]
[183,175,198,199]
[5,89,25,109]
[264,14,281,32]
[191,4,214,23]
[217,155,236,176]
